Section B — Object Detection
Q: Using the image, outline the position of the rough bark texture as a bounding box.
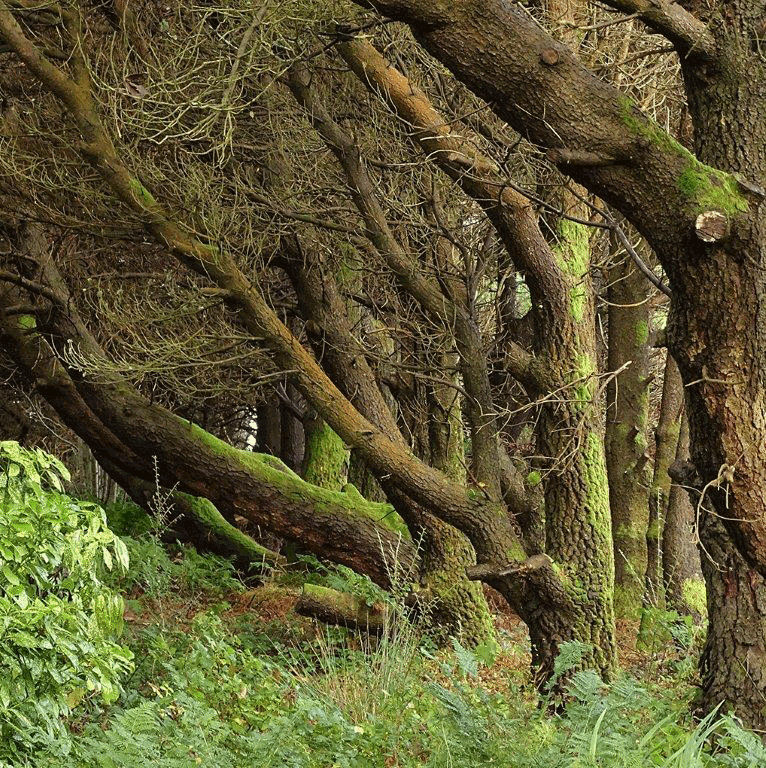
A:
[663,412,702,615]
[645,353,684,603]
[7,0,766,722]
[283,239,495,647]
[673,14,766,727]
[699,512,766,728]
[605,252,651,616]
[0,292,414,590]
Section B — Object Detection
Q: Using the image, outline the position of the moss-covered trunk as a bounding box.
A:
[605,248,652,616]
[303,415,348,491]
[671,26,766,728]
[533,211,616,680]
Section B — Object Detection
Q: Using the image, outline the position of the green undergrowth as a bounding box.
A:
[3,451,765,767]
[26,535,766,768]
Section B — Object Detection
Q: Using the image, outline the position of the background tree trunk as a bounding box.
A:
[663,410,702,615]
[645,354,684,605]
[605,246,651,616]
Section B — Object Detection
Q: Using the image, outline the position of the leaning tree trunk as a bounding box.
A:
[283,238,496,648]
[329,0,766,727]
[338,36,617,681]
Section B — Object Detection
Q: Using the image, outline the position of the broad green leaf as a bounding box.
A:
[2,565,20,586]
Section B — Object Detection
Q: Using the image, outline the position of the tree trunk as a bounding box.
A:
[605,245,652,616]
[303,414,348,491]
[535,211,616,680]
[283,241,495,647]
[296,583,387,635]
[339,36,616,680]
[671,22,766,729]
[699,513,766,729]
[256,396,281,456]
[645,353,684,604]
[279,383,304,472]
[663,411,702,615]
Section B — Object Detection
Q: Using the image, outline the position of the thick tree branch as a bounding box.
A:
[347,0,750,260]
[598,0,716,60]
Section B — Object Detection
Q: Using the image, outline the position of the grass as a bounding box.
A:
[22,530,766,768]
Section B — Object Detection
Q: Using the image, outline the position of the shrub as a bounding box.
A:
[0,442,133,764]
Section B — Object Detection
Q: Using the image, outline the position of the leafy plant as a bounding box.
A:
[0,442,133,763]
[101,499,153,537]
[109,534,242,598]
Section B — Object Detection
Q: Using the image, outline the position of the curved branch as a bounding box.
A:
[347,0,748,259]
[597,0,716,61]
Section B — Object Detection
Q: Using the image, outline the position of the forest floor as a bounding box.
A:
[42,536,760,768]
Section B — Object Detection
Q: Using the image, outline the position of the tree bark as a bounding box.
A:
[663,410,702,615]
[645,353,684,604]
[605,247,652,616]
[0,293,414,590]
[303,415,348,492]
[282,238,495,646]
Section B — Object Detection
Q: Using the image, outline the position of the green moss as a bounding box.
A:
[549,558,573,590]
[17,314,36,330]
[613,582,643,619]
[417,524,496,648]
[681,578,707,616]
[635,319,649,347]
[128,176,157,207]
[506,541,527,562]
[571,354,596,404]
[645,516,661,542]
[303,421,348,491]
[184,421,408,537]
[177,492,281,565]
[525,470,542,488]
[582,431,612,544]
[677,163,748,216]
[555,218,590,322]
[619,95,682,155]
[619,95,748,217]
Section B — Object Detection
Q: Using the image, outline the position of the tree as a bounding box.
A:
[338,0,766,729]
[1,0,764,729]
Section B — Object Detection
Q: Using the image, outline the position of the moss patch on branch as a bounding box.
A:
[677,164,748,217]
[618,95,748,217]
[185,421,409,537]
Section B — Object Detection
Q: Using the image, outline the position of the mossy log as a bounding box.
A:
[296,583,387,635]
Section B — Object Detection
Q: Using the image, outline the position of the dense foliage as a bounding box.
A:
[0,442,132,763]
[1,447,764,766]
